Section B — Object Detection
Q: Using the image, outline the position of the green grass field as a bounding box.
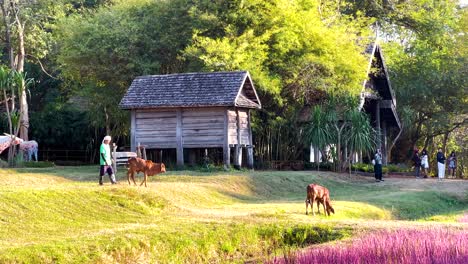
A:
[0,167,466,263]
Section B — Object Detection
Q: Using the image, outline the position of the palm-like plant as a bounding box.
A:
[305,105,332,171]
[345,109,377,173]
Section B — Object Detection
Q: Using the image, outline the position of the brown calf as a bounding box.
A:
[305,184,335,216]
[127,157,166,187]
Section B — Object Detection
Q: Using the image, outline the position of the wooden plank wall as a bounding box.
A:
[182,108,225,148]
[239,110,250,145]
[227,109,250,145]
[133,108,228,149]
[227,110,238,144]
[135,110,177,149]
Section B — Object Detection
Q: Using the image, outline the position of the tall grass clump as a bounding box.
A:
[273,228,468,264]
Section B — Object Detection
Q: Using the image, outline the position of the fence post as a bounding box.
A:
[112,143,117,174]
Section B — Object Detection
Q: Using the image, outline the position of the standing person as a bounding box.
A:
[420,149,429,178]
[374,149,383,182]
[448,151,457,178]
[436,148,446,181]
[412,149,421,178]
[99,135,117,185]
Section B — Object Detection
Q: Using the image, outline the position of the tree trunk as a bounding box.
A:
[423,135,430,151]
[4,89,14,165]
[14,5,28,141]
[412,117,423,150]
[337,134,341,172]
[104,106,110,135]
[387,127,403,165]
[442,131,449,155]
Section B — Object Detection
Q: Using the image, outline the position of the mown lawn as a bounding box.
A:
[0,166,466,263]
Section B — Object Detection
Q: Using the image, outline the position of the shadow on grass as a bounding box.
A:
[10,167,468,221]
[215,172,468,221]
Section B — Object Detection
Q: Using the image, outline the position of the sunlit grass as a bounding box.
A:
[0,166,466,262]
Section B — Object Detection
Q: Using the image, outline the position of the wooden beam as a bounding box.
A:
[131,110,136,152]
[247,110,254,169]
[176,108,184,167]
[382,120,387,165]
[379,100,393,109]
[376,101,381,150]
[112,143,117,174]
[223,109,230,169]
[234,109,242,169]
[189,149,197,166]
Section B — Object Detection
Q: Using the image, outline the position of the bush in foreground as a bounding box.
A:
[273,228,467,264]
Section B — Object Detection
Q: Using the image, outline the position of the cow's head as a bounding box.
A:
[144,161,166,176]
[326,202,335,215]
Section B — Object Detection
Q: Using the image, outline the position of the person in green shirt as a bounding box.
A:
[99,135,117,185]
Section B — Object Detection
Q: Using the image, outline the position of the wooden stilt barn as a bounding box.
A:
[119,71,261,168]
[305,42,401,165]
[361,43,402,164]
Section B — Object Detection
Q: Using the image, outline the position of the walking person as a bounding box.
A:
[436,148,446,181]
[420,149,429,178]
[448,151,457,178]
[99,135,117,185]
[412,149,421,178]
[374,149,383,182]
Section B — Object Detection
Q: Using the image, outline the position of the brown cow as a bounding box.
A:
[305,184,335,216]
[127,157,166,187]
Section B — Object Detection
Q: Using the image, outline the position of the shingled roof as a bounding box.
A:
[119,71,261,109]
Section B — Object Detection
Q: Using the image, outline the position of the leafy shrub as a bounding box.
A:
[352,163,374,173]
[352,163,413,173]
[305,162,333,171]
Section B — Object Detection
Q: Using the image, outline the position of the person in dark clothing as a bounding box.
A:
[436,149,446,181]
[448,151,457,178]
[412,150,421,178]
[374,149,383,182]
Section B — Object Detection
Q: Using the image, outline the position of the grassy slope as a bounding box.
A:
[0,167,466,263]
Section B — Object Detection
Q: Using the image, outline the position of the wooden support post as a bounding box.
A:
[234,110,242,169]
[375,101,381,151]
[131,110,136,152]
[234,146,242,169]
[159,150,163,163]
[189,149,197,166]
[247,110,254,169]
[137,142,141,158]
[176,109,184,167]
[112,143,117,174]
[247,146,254,169]
[382,120,387,165]
[223,109,230,170]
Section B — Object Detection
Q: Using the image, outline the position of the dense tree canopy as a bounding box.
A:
[0,0,465,172]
